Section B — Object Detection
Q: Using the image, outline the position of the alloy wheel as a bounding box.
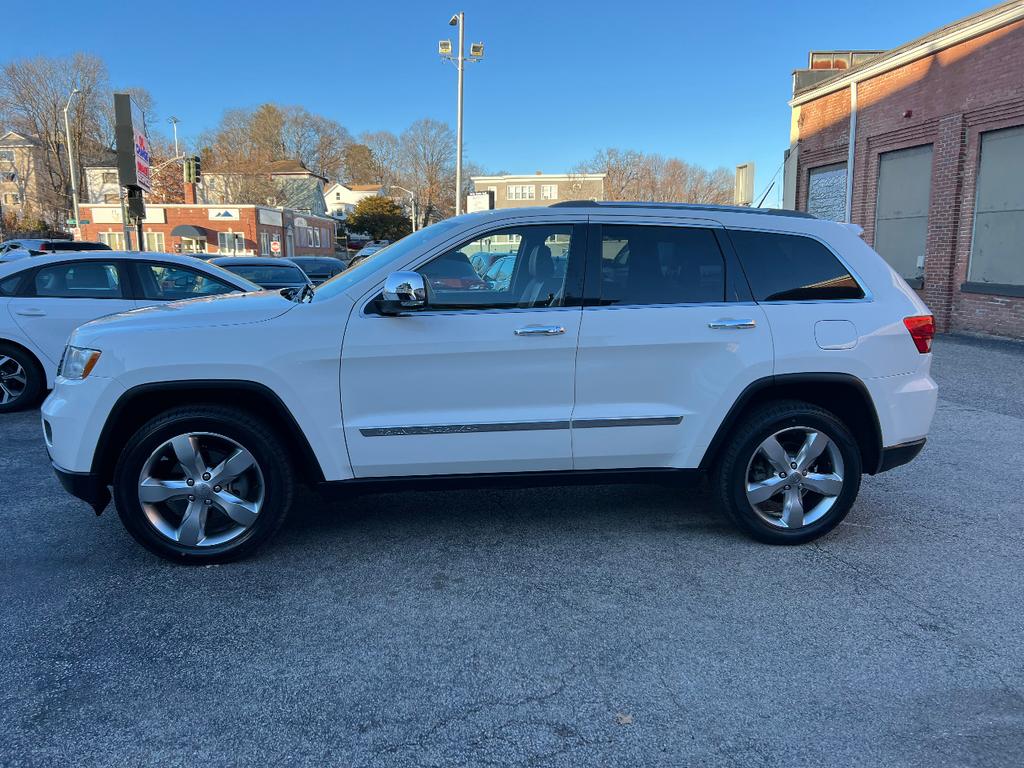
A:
[137,432,265,547]
[744,426,845,529]
[0,355,28,405]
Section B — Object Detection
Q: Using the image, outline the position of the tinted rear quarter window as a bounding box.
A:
[729,230,864,301]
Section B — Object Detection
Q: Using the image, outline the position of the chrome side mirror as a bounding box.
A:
[380,271,427,314]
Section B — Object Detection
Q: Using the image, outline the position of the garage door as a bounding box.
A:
[969,125,1024,288]
[874,144,933,283]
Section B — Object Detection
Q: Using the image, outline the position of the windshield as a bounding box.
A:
[229,264,306,284]
[315,218,465,300]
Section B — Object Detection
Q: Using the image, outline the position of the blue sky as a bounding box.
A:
[2,0,992,205]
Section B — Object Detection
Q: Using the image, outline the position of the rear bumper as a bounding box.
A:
[875,438,926,474]
[52,463,111,515]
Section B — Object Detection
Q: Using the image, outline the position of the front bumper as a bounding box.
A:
[52,462,111,515]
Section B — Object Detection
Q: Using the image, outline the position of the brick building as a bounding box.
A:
[76,203,336,259]
[782,2,1024,338]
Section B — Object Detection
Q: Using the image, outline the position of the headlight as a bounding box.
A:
[59,346,102,380]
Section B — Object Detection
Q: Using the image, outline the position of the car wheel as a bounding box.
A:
[0,343,44,413]
[713,400,862,544]
[113,406,295,563]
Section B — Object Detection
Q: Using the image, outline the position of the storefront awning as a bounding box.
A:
[170,225,207,238]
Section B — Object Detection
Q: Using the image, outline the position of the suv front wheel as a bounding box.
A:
[113,406,295,563]
[714,400,862,544]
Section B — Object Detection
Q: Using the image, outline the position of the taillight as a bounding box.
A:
[903,315,935,353]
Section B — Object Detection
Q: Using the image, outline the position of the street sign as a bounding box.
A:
[270,240,281,254]
[78,219,89,225]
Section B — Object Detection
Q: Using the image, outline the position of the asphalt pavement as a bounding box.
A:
[1,334,1022,767]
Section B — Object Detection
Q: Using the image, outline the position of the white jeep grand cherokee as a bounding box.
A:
[42,202,937,562]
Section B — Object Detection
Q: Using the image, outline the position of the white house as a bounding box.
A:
[324,182,382,219]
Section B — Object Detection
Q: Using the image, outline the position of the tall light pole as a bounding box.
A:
[63,88,81,229]
[168,116,180,157]
[391,184,418,232]
[441,13,484,216]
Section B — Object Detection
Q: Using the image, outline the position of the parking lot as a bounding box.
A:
[1,334,1022,767]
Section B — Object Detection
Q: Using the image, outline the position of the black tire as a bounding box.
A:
[113,405,295,563]
[712,399,862,545]
[0,342,45,413]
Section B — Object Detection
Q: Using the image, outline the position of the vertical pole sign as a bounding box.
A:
[114,93,152,251]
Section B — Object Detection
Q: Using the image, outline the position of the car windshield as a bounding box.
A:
[315,218,465,300]
[227,264,306,284]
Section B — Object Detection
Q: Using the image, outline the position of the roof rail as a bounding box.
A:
[548,200,817,219]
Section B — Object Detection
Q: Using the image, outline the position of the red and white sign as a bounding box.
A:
[270,239,281,254]
[131,99,152,193]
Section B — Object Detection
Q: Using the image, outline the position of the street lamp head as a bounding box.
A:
[449,13,460,26]
[469,42,484,58]
[438,39,452,55]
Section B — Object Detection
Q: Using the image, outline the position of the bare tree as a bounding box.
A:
[575,147,732,205]
[360,130,402,189]
[0,53,111,226]
[399,118,456,227]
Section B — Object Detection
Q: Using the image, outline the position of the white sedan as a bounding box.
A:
[0,251,258,412]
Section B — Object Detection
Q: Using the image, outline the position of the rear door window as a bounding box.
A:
[597,224,726,305]
[33,261,124,299]
[728,230,864,301]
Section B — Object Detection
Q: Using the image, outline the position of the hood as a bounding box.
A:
[75,289,297,339]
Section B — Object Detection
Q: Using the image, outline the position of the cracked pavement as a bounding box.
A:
[1,334,1022,766]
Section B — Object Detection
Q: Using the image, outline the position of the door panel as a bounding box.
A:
[340,222,586,478]
[572,220,773,470]
[9,260,136,365]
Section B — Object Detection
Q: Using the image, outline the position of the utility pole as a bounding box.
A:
[441,13,484,217]
[63,88,81,230]
[168,116,180,157]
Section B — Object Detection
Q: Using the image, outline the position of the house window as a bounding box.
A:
[540,184,558,200]
[217,232,246,254]
[3,193,21,205]
[103,193,119,204]
[312,227,320,247]
[806,162,847,222]
[335,192,341,200]
[101,171,118,184]
[874,144,933,284]
[144,232,165,252]
[968,125,1024,288]
[0,150,14,162]
[507,184,536,201]
[260,231,271,256]
[99,231,126,250]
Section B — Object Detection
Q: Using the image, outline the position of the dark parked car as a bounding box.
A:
[209,257,311,290]
[0,239,111,261]
[289,256,346,285]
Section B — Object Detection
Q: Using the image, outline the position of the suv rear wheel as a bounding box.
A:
[714,400,862,544]
[113,406,295,563]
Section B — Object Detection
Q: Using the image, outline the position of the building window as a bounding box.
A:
[312,227,321,247]
[806,163,847,222]
[98,231,126,250]
[507,184,536,201]
[218,232,246,254]
[260,231,271,256]
[874,144,933,284]
[541,184,558,200]
[101,171,118,184]
[968,125,1024,288]
[0,150,14,162]
[335,192,341,200]
[143,232,165,252]
[3,193,21,205]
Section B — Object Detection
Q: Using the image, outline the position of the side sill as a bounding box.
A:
[316,467,703,496]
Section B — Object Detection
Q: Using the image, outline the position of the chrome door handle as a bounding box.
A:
[514,325,565,336]
[708,318,756,330]
[14,309,46,317]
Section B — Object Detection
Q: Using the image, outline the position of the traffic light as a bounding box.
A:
[183,156,202,184]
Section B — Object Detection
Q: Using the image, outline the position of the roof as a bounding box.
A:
[0,131,39,148]
[471,172,606,182]
[349,184,382,191]
[267,159,327,181]
[792,1,1024,103]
